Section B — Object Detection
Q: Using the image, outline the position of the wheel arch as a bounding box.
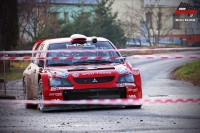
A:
[38,74,41,83]
[38,73,49,94]
[132,68,142,87]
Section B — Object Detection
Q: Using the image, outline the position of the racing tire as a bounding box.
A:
[38,79,47,112]
[23,80,37,109]
[125,105,142,109]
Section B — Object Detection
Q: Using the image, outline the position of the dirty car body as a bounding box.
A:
[23,34,143,111]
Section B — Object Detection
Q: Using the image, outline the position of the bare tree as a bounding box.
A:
[122,0,174,46]
[18,0,68,47]
[192,0,200,8]
[18,0,48,44]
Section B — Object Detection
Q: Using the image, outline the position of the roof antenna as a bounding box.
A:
[92,36,97,43]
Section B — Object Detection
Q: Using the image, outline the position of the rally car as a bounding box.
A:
[23,34,142,112]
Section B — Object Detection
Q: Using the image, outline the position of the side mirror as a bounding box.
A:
[38,67,43,72]
[122,54,127,57]
[38,60,44,67]
[92,36,97,43]
[122,54,127,62]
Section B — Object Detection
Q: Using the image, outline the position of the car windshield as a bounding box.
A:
[46,41,123,66]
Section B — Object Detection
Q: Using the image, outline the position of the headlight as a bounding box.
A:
[49,78,72,87]
[117,74,134,83]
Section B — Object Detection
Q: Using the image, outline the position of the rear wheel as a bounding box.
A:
[38,79,47,112]
[23,80,37,109]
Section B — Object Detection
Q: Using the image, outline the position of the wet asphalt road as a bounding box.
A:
[0,51,200,133]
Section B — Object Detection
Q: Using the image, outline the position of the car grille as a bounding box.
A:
[73,76,115,84]
[63,88,126,100]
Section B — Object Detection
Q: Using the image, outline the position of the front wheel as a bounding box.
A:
[38,79,47,112]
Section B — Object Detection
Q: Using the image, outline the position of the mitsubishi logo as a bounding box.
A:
[93,78,98,83]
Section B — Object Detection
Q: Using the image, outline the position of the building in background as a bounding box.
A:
[18,0,97,47]
[50,0,97,22]
[111,0,200,46]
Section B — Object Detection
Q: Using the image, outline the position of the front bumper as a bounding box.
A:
[44,85,142,101]
[42,86,142,111]
[63,88,126,100]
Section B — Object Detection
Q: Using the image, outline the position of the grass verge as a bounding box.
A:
[10,61,30,70]
[122,45,187,56]
[0,72,22,81]
[0,61,29,81]
[173,59,200,86]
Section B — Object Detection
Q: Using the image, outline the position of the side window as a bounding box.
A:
[39,43,45,57]
[33,43,45,64]
[31,44,41,63]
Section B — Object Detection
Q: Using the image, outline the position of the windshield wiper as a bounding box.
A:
[47,63,71,66]
[73,60,113,65]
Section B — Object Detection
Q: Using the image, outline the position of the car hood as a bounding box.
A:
[45,63,130,76]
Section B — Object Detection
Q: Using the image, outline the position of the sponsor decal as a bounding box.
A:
[66,44,83,49]
[83,44,95,47]
[92,78,98,83]
[128,95,136,98]
[127,88,138,92]
[51,86,73,91]
[87,67,98,70]
[118,69,129,74]
[82,72,94,75]
[97,71,111,74]
[49,93,62,96]
[116,83,136,87]
[66,43,95,49]
[81,71,111,75]
[132,69,140,75]
[115,65,129,74]
[72,73,79,77]
[51,99,61,101]
[125,62,133,71]
[76,66,86,69]
[56,72,69,78]
[51,87,57,91]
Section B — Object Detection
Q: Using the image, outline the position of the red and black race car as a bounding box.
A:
[23,34,142,112]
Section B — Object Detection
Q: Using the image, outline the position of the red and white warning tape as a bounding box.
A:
[128,54,200,59]
[0,55,199,60]
[0,56,122,60]
[0,98,200,105]
[0,47,200,54]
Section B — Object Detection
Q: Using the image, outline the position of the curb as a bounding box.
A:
[0,95,16,100]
